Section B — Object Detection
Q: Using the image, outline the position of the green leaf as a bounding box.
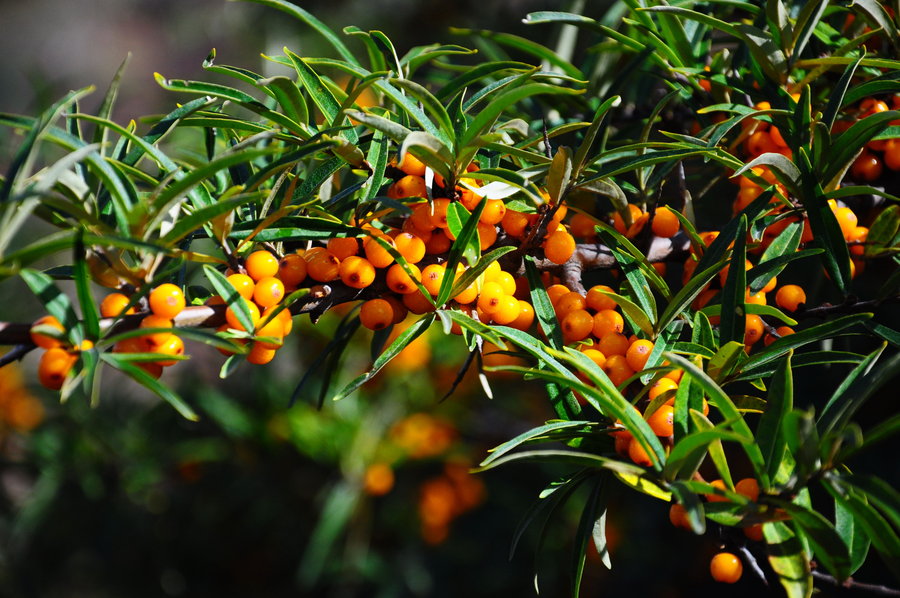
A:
[655,257,729,336]
[390,78,454,145]
[480,420,594,467]
[595,228,658,322]
[257,75,309,129]
[72,231,100,341]
[20,268,81,343]
[663,422,748,483]
[834,489,871,576]
[824,111,900,185]
[572,478,606,595]
[818,344,888,436]
[758,352,793,483]
[707,341,746,383]
[438,199,486,305]
[776,500,851,581]
[719,215,748,346]
[572,96,619,177]
[333,314,435,400]
[448,245,516,301]
[822,54,864,133]
[203,264,255,334]
[865,204,900,258]
[400,131,453,181]
[101,353,198,421]
[599,290,653,338]
[524,256,563,350]
[763,521,813,598]
[546,146,572,204]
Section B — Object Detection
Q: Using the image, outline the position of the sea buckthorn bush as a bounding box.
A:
[1,0,900,595]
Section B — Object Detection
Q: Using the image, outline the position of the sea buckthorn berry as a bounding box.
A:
[363,462,395,496]
[394,232,426,264]
[501,210,530,238]
[555,292,587,318]
[402,290,436,315]
[625,339,654,372]
[410,203,438,232]
[278,254,308,288]
[851,151,883,182]
[604,354,635,387]
[581,348,607,370]
[543,230,576,264]
[479,199,507,225]
[744,524,764,542]
[491,295,522,326]
[100,292,135,318]
[429,198,452,229]
[746,289,766,305]
[669,503,691,530]
[226,273,256,300]
[477,222,498,251]
[398,152,426,176]
[38,347,77,390]
[382,295,409,325]
[225,300,261,332]
[254,314,285,349]
[764,325,795,346]
[546,284,572,306]
[454,280,479,305]
[493,271,516,296]
[627,436,653,467]
[114,336,145,354]
[246,343,277,365]
[424,229,452,254]
[363,236,396,269]
[252,276,285,307]
[760,274,777,294]
[360,299,394,330]
[155,334,185,367]
[245,250,279,281]
[140,314,174,349]
[613,204,647,237]
[386,263,422,295]
[592,309,625,339]
[306,251,342,282]
[614,429,632,455]
[569,213,597,239]
[339,256,377,289]
[509,300,535,331]
[848,226,868,256]
[885,139,900,170]
[710,552,743,584]
[744,314,765,347]
[478,282,506,314]
[30,315,66,349]
[562,309,594,343]
[648,378,678,402]
[775,284,806,312]
[421,264,446,296]
[459,188,483,211]
[646,404,674,437]
[706,479,730,502]
[651,206,680,238]
[390,175,428,199]
[327,237,360,261]
[833,206,858,239]
[735,478,760,501]
[137,361,164,379]
[745,129,778,156]
[598,332,629,357]
[585,285,617,311]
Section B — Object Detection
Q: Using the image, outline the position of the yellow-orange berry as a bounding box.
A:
[669,503,691,530]
[402,290,436,315]
[398,153,426,176]
[306,251,342,282]
[100,293,135,318]
[393,232,426,264]
[568,213,597,238]
[547,284,572,306]
[225,300,261,332]
[363,462,395,496]
[421,264,446,296]
[555,291,587,318]
[154,334,185,367]
[744,314,765,347]
[149,283,185,319]
[598,332,629,357]
[339,256,377,289]
[327,237,360,261]
[648,378,679,402]
[38,347,77,390]
[775,284,806,312]
[646,404,674,436]
[360,299,394,330]
[501,210,530,238]
[364,236,396,269]
[509,300,535,331]
[625,339,654,372]
[735,478,760,501]
[252,276,285,307]
[544,230,576,264]
[627,436,653,466]
[710,552,743,584]
[491,295,522,326]
[706,479,730,503]
[651,206,680,238]
[592,309,624,339]
[604,354,635,386]
[562,309,594,343]
[479,199,507,225]
[140,314,174,349]
[477,282,505,314]
[30,315,66,349]
[386,263,422,295]
[585,285,617,311]
[226,273,255,300]
[389,174,428,199]
[245,250,279,281]
[246,343,277,365]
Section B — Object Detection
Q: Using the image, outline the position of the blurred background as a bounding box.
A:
[0,1,897,597]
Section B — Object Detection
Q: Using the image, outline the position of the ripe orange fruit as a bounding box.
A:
[651,206,680,238]
[562,309,594,343]
[339,256,377,289]
[252,276,285,307]
[38,347,77,390]
[393,232,426,264]
[327,236,360,261]
[364,235,397,269]
[30,315,66,349]
[646,404,674,436]
[627,436,653,466]
[509,300,535,331]
[154,334,185,367]
[360,299,394,330]
[421,264,446,296]
[604,354,635,386]
[625,339,654,372]
[648,378,679,403]
[501,210,530,237]
[592,309,624,339]
[140,314,174,349]
[306,251,342,282]
[613,204,643,235]
[744,314,765,347]
[224,300,261,332]
[149,283,185,319]
[585,285,617,311]
[386,263,422,295]
[389,174,428,199]
[555,291,587,318]
[774,284,806,312]
[669,503,691,530]
[706,479,730,503]
[735,478,760,501]
[397,152,426,176]
[491,295,522,326]
[246,343,277,365]
[479,198,507,225]
[710,552,743,584]
[543,230,576,264]
[226,273,256,300]
[100,292,135,318]
[245,250,279,281]
[598,332,629,357]
[851,151,882,181]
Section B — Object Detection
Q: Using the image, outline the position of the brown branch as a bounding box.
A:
[0,345,36,368]
[812,570,900,596]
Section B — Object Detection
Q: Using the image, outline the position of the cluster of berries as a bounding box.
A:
[849,95,900,180]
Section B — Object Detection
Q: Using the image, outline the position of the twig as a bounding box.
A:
[0,345,35,368]
[738,545,769,587]
[812,570,900,596]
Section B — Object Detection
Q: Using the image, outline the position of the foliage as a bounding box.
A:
[1,0,900,595]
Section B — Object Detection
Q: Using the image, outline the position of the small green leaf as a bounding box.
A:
[763,521,813,598]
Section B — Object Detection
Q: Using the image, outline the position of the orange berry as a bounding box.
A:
[410,203,438,232]
[252,276,285,307]
[598,332,629,357]
[382,295,409,325]
[744,314,765,347]
[424,229,452,254]
[360,298,394,330]
[509,300,535,331]
[592,309,624,339]
[710,552,743,584]
[851,151,882,182]
[834,206,859,240]
[491,295,522,325]
[255,316,285,350]
[246,343,277,365]
[245,250,279,281]
[364,235,396,269]
[585,285,617,311]
[477,222,498,251]
[613,204,642,235]
[501,210,530,237]
[389,174,428,199]
[339,256,377,289]
[706,479,730,502]
[847,226,868,256]
[154,334,185,367]
[604,354,635,387]
[398,153,426,176]
[306,251,342,282]
[646,404,674,436]
[555,291,587,318]
[30,315,66,349]
[744,524,764,541]
[386,263,422,295]
[38,347,77,390]
[648,378,678,402]
[479,199,507,225]
[136,361,164,379]
[625,339,654,372]
[459,187,483,211]
[581,348,607,371]
[627,436,653,466]
[775,284,806,312]
[543,230,576,264]
[394,232,426,264]
[546,284,572,306]
[669,503,691,530]
[568,212,597,238]
[140,314,175,350]
[885,139,900,170]
[735,478,760,501]
[764,325,795,346]
[363,462,395,496]
[100,292,135,318]
[477,281,505,314]
[327,237,360,261]
[651,206,680,238]
[562,309,594,343]
[746,289,767,306]
[226,273,256,300]
[493,271,517,296]
[421,264,446,296]
[224,300,260,332]
[429,198,452,229]
[402,290,436,315]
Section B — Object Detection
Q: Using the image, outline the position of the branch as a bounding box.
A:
[812,570,900,596]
